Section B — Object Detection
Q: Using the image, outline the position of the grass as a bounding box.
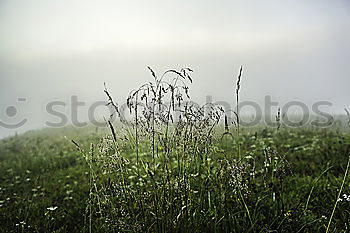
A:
[1,68,350,232]
[1,126,350,232]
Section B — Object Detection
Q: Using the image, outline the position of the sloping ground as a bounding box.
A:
[0,127,349,232]
[0,127,105,232]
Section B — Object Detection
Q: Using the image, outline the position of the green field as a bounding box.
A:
[0,125,349,232]
[1,69,350,232]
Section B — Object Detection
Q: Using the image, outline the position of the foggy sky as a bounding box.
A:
[1,0,350,138]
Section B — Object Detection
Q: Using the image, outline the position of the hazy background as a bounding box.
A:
[1,0,350,138]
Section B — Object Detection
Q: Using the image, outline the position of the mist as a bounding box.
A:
[1,0,350,138]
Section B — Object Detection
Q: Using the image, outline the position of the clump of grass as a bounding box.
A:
[74,67,294,232]
[64,67,350,232]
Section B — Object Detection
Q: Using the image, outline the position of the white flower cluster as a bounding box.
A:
[338,194,350,202]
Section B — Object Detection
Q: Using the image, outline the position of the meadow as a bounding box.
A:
[0,68,350,232]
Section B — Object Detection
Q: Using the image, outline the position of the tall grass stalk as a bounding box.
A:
[326,155,350,233]
[235,66,243,160]
[304,166,332,213]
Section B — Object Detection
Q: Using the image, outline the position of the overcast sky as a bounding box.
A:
[1,0,350,138]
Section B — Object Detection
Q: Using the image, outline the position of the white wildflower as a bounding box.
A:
[47,206,58,211]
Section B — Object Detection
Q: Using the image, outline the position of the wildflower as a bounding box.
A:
[16,221,26,226]
[342,194,350,202]
[47,206,58,211]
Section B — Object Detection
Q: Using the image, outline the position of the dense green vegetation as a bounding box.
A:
[1,68,350,232]
[0,126,349,232]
